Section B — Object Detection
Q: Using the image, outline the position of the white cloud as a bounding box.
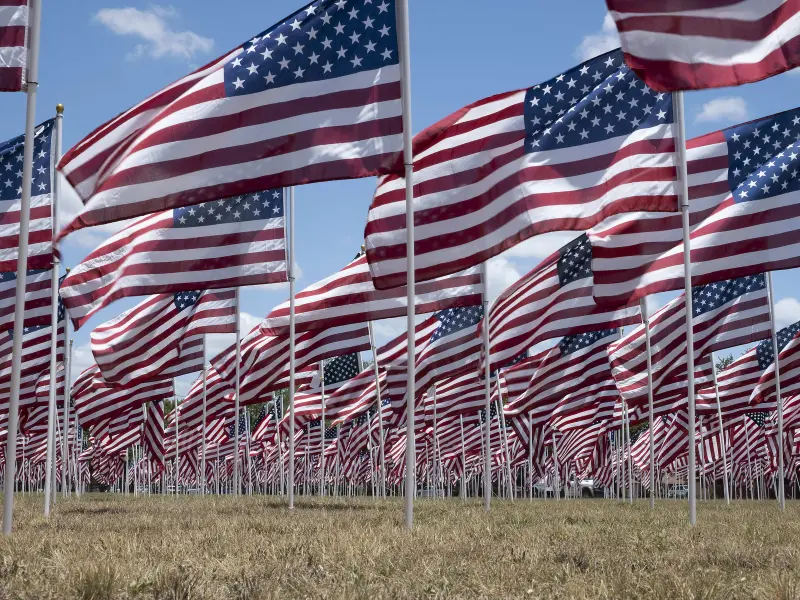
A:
[69,342,96,383]
[486,256,521,302]
[775,297,800,330]
[500,231,582,261]
[93,5,214,61]
[575,14,619,62]
[370,316,405,348]
[695,96,748,124]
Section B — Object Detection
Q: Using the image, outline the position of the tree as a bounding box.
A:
[715,354,734,372]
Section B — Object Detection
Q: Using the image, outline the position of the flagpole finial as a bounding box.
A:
[56,104,64,115]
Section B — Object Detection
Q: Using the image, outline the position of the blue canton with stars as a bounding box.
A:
[558,328,616,357]
[0,268,48,284]
[557,234,592,287]
[0,118,54,203]
[725,107,800,204]
[173,189,283,227]
[524,49,672,154]
[431,305,484,343]
[323,353,360,386]
[224,0,399,97]
[173,291,201,311]
[228,412,248,440]
[691,273,766,317]
[756,319,800,370]
[11,293,64,338]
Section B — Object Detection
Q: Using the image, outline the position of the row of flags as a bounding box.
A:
[3,0,800,525]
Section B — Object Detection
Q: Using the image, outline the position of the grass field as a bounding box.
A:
[0,494,798,599]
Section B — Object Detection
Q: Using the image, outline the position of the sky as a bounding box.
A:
[3,1,800,396]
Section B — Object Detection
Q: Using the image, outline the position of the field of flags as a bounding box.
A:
[4,0,800,538]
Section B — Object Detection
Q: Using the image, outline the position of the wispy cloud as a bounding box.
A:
[575,14,619,62]
[695,96,748,124]
[94,5,213,61]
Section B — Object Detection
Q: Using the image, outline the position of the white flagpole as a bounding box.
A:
[766,271,786,509]
[62,338,72,496]
[367,321,387,498]
[710,354,730,505]
[552,435,559,501]
[673,90,697,525]
[459,413,466,500]
[174,383,179,496]
[200,335,207,496]
[288,186,296,509]
[528,412,534,501]
[3,0,42,536]
[640,298,656,510]
[319,360,325,497]
[481,261,491,512]
[44,103,64,516]
[396,0,416,530]
[233,287,242,495]
[496,385,514,501]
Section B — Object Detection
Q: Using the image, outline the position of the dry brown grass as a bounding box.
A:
[0,494,798,599]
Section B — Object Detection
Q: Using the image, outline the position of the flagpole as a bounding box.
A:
[528,412,534,501]
[288,186,297,510]
[319,360,325,497]
[43,103,64,516]
[497,388,514,501]
[480,261,491,512]
[710,354,730,505]
[367,320,387,498]
[552,435,559,501]
[673,90,697,526]
[232,286,242,495]
[200,335,207,496]
[174,382,179,496]
[459,413,466,500]
[62,338,72,496]
[766,271,785,510]
[395,0,416,529]
[638,297,656,509]
[3,0,42,536]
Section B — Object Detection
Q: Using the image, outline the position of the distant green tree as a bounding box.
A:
[715,354,734,372]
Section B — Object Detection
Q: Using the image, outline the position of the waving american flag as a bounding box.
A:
[58,0,403,235]
[61,190,286,328]
[365,48,678,290]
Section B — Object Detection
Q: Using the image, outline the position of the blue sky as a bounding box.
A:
[3,1,800,394]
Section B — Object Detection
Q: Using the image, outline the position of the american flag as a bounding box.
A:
[656,411,691,468]
[749,320,800,405]
[606,0,800,92]
[0,1,28,92]
[609,274,771,409]
[90,289,236,385]
[227,412,248,441]
[72,365,173,429]
[413,305,484,404]
[143,400,165,470]
[506,328,619,427]
[0,268,51,331]
[591,106,800,307]
[429,372,486,421]
[0,299,65,412]
[324,364,385,425]
[364,48,678,290]
[58,0,403,235]
[212,322,370,405]
[262,252,483,335]
[498,351,546,404]
[486,234,640,372]
[695,347,776,418]
[0,118,54,272]
[61,190,286,327]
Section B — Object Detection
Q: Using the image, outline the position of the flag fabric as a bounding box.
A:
[749,320,800,404]
[364,48,678,290]
[325,365,386,425]
[485,234,640,371]
[262,252,483,335]
[609,274,771,409]
[498,350,546,404]
[0,118,55,272]
[606,0,800,92]
[212,322,370,406]
[72,365,174,428]
[90,289,236,385]
[143,400,165,470]
[695,347,776,417]
[591,105,800,307]
[505,329,619,427]
[58,0,403,235]
[0,1,28,92]
[0,268,51,331]
[60,190,286,326]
